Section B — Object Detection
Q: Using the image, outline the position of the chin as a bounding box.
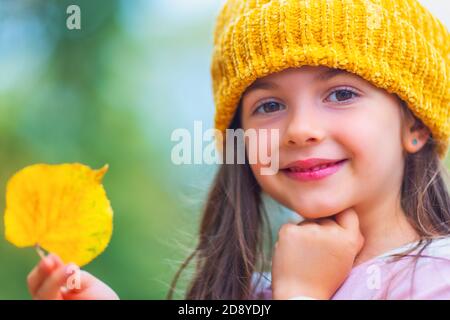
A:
[293,209,335,220]
[285,198,348,220]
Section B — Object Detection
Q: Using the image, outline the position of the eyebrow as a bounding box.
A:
[243,68,350,95]
[315,68,349,81]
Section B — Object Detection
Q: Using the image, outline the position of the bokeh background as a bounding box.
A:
[0,0,448,299]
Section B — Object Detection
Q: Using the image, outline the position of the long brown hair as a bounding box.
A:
[167,98,450,300]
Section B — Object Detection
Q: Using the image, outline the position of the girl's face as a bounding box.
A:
[240,66,425,219]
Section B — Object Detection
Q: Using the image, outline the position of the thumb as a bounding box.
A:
[61,270,119,300]
[60,269,94,298]
[335,208,365,250]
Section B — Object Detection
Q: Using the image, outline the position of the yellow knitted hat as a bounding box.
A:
[211,0,450,159]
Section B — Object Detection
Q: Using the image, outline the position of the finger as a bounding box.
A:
[335,209,365,250]
[297,216,337,228]
[296,219,316,226]
[27,253,61,296]
[315,218,337,228]
[61,270,108,300]
[35,264,73,300]
[334,208,360,232]
[49,254,65,268]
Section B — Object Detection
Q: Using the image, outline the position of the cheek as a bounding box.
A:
[244,120,285,196]
[334,119,374,182]
[334,108,404,197]
[245,128,281,170]
[335,107,401,163]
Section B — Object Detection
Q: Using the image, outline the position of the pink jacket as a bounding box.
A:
[252,236,450,299]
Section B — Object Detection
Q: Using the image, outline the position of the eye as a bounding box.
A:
[326,88,360,103]
[254,101,286,114]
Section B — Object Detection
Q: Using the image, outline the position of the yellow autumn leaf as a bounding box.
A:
[3,163,113,267]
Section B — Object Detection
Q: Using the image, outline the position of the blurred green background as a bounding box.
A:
[0,0,448,299]
[0,0,225,299]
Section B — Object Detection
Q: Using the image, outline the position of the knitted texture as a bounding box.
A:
[211,0,450,158]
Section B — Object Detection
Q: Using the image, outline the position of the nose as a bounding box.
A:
[281,102,326,148]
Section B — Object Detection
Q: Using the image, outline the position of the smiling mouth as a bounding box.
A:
[280,159,349,182]
[285,159,348,172]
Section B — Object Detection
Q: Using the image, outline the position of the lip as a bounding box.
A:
[282,159,349,182]
[283,158,346,170]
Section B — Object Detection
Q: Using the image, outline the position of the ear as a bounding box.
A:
[401,108,430,155]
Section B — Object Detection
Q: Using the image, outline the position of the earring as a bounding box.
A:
[412,138,418,146]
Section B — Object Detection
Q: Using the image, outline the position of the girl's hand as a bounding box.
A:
[271,208,364,300]
[27,253,119,300]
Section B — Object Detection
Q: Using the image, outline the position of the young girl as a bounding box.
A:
[27,0,450,299]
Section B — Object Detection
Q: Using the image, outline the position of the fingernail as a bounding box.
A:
[43,255,54,269]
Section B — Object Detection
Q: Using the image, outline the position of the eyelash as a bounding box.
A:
[325,87,360,103]
[252,87,361,115]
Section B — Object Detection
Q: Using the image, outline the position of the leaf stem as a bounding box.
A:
[35,244,46,260]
